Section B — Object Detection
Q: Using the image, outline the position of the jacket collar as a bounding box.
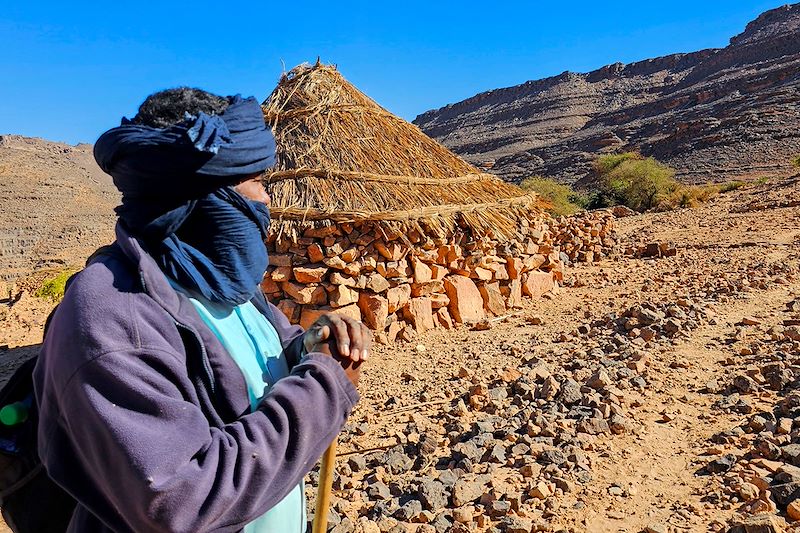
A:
[114,221,186,316]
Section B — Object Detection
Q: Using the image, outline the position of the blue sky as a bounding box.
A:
[0,1,784,145]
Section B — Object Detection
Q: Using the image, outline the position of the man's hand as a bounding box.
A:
[304,314,371,362]
[303,314,371,387]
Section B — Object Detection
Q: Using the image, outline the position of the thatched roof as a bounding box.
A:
[261,63,544,241]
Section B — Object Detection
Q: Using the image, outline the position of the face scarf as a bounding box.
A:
[93,95,276,306]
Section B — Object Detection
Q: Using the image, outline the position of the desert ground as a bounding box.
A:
[1,174,799,532]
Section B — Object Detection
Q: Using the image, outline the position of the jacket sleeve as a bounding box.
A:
[46,348,358,533]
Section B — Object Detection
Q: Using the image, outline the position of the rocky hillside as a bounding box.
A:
[0,135,118,281]
[414,4,800,185]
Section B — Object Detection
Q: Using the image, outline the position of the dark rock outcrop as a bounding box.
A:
[414,4,800,184]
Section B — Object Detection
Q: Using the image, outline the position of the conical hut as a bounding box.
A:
[259,63,563,340]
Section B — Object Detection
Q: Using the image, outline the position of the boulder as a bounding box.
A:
[270,266,293,282]
[283,282,327,305]
[294,265,329,283]
[358,293,389,330]
[429,293,450,309]
[277,299,300,322]
[330,285,360,308]
[260,277,279,293]
[411,280,445,297]
[330,272,357,286]
[412,259,433,283]
[334,303,362,323]
[366,273,391,293]
[478,282,506,316]
[403,297,435,333]
[470,267,493,281]
[444,275,485,323]
[504,256,523,280]
[299,307,327,330]
[387,284,412,313]
[436,308,454,329]
[521,271,555,298]
[307,243,324,263]
[505,279,523,308]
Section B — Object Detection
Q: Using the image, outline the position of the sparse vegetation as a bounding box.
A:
[520,176,584,216]
[590,152,680,212]
[792,154,800,169]
[717,181,746,193]
[659,184,718,210]
[34,269,77,301]
[715,177,769,194]
[586,153,748,212]
[592,152,640,175]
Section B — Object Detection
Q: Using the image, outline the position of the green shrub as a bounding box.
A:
[593,152,640,175]
[792,155,800,169]
[717,181,746,193]
[583,190,616,210]
[597,155,679,212]
[34,269,77,301]
[520,176,583,217]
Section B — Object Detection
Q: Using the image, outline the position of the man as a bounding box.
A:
[33,87,371,532]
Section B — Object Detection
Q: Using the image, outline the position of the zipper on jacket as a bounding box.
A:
[175,321,216,394]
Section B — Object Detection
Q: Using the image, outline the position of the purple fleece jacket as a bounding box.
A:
[33,223,360,533]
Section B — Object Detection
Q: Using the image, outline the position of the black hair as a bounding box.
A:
[132,87,229,128]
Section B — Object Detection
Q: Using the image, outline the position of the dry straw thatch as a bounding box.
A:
[261,62,544,241]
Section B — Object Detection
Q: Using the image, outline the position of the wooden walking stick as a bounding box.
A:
[312,439,338,533]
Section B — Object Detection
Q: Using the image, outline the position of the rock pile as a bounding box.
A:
[322,356,639,532]
[551,210,617,264]
[701,298,800,525]
[623,241,678,260]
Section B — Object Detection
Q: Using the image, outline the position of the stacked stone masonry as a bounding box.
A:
[262,211,616,341]
[551,209,618,265]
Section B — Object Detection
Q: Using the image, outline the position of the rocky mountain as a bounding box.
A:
[414,4,800,185]
[0,135,118,281]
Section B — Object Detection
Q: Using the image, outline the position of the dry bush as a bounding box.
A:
[520,176,583,217]
[658,185,718,210]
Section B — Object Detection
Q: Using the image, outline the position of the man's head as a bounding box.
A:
[131,87,230,129]
[93,87,276,305]
[124,87,269,205]
[96,87,275,206]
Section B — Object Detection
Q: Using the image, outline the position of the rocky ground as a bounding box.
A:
[1,175,798,532]
[305,175,800,533]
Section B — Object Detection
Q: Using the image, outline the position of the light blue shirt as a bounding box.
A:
[173,285,306,533]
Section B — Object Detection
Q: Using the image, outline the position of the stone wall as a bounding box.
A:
[552,209,618,265]
[261,210,617,342]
